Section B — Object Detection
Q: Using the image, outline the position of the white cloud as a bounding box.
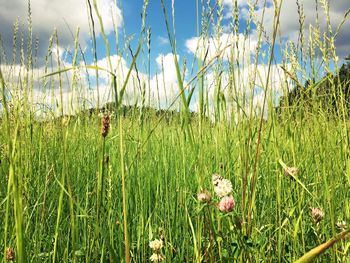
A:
[222,0,245,6]
[185,32,258,62]
[189,62,291,121]
[0,0,123,62]
[148,53,181,108]
[89,52,181,109]
[255,0,350,57]
[1,46,290,120]
[1,49,185,117]
[219,0,349,57]
[155,53,178,83]
[222,0,261,20]
[157,36,170,46]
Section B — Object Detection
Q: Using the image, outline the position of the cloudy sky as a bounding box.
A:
[0,0,349,115]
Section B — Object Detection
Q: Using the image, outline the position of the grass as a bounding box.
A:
[0,0,350,262]
[0,111,349,262]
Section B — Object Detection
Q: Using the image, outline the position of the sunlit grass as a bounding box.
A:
[0,0,350,262]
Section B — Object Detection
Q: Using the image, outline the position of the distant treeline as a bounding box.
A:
[76,102,205,123]
[278,55,350,117]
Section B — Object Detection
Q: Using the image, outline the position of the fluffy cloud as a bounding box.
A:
[1,46,288,120]
[183,0,350,120]
[157,36,170,46]
[185,32,258,62]
[279,1,349,58]
[37,52,181,114]
[190,62,291,120]
[91,52,181,109]
[1,48,184,116]
[149,53,182,108]
[0,0,122,64]
[223,0,350,58]
[155,53,178,83]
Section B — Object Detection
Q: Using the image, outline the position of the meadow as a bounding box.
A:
[0,0,350,262]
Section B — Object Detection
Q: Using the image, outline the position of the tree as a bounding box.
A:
[278,53,350,117]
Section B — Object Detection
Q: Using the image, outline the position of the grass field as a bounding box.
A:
[0,0,350,262]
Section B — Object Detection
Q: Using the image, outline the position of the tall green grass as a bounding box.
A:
[0,0,349,262]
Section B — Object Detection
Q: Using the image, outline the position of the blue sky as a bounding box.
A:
[89,0,349,78]
[123,0,197,73]
[90,0,258,74]
[95,0,204,75]
[1,0,349,73]
[0,0,349,114]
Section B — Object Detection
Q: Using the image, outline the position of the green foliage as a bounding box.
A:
[1,111,350,262]
[278,57,350,117]
[0,0,350,262]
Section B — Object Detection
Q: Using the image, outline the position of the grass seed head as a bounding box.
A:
[284,166,298,178]
[101,114,110,137]
[310,207,324,223]
[6,247,15,261]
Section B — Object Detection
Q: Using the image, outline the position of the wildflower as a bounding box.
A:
[150,253,165,262]
[284,166,298,178]
[336,220,347,231]
[149,238,165,262]
[149,239,163,251]
[197,190,211,203]
[310,207,324,223]
[101,114,110,137]
[212,174,233,198]
[6,247,15,261]
[218,195,235,213]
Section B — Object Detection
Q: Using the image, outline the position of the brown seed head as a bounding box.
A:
[310,207,324,223]
[6,247,15,261]
[101,114,110,137]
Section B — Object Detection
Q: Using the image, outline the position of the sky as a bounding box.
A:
[0,0,349,116]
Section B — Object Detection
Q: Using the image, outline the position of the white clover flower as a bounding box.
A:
[212,174,233,198]
[149,239,163,251]
[336,220,347,231]
[150,253,165,262]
